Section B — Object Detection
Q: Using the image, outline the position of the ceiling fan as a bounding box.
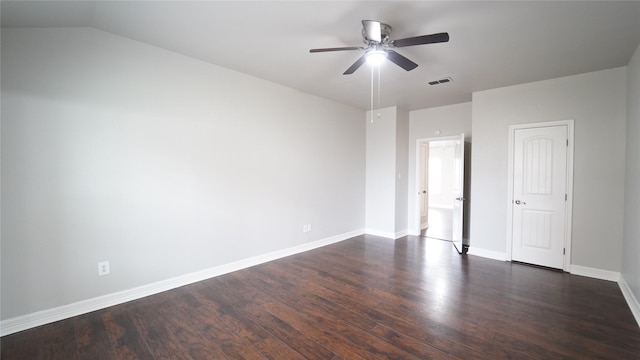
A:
[310,20,449,75]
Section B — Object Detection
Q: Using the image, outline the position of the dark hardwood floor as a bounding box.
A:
[2,235,640,359]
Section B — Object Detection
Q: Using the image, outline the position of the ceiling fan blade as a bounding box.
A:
[362,20,381,43]
[392,32,449,48]
[310,46,362,53]
[386,50,418,71]
[343,55,367,75]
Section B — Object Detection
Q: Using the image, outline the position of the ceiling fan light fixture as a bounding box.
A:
[365,50,387,66]
[310,20,449,75]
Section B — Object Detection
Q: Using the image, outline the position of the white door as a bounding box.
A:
[420,144,429,229]
[452,133,465,252]
[512,125,568,269]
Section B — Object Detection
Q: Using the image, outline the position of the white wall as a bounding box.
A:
[365,107,397,237]
[471,67,627,271]
[622,44,640,307]
[364,106,409,238]
[394,108,409,237]
[1,27,365,320]
[407,103,472,235]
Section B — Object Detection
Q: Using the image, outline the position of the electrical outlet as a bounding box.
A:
[98,261,110,276]
[302,224,312,233]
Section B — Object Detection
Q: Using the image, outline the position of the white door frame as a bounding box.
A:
[506,120,574,271]
[414,135,462,236]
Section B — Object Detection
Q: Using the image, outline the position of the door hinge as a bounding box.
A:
[566,139,569,146]
[565,194,567,201]
[563,248,566,255]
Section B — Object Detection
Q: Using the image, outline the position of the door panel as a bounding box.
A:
[512,126,567,269]
[452,133,465,253]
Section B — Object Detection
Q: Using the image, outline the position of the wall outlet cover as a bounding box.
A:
[98,261,110,276]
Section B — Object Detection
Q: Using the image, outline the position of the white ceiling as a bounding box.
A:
[2,1,640,111]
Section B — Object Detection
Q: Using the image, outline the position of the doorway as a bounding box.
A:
[416,134,467,253]
[424,140,457,240]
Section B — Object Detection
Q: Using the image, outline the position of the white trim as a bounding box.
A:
[467,247,507,261]
[364,229,396,239]
[506,125,516,259]
[364,229,409,240]
[506,120,575,272]
[569,265,620,282]
[619,275,640,327]
[0,229,364,337]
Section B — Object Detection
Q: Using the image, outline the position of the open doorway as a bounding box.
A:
[416,133,470,254]
[422,140,457,240]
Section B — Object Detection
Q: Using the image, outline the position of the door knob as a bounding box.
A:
[423,190,427,194]
[515,200,526,205]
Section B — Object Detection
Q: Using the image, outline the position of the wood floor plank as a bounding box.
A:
[172,289,267,359]
[162,305,230,360]
[253,337,307,360]
[277,253,479,355]
[243,265,456,359]
[0,327,43,359]
[128,293,196,360]
[228,269,423,359]
[101,305,155,360]
[241,303,340,360]
[248,300,372,360]
[2,235,640,359]
[207,275,370,359]
[191,278,317,359]
[74,310,118,360]
[39,319,79,360]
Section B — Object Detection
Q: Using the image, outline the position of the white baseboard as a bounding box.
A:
[569,265,621,282]
[0,229,365,337]
[467,247,507,261]
[618,275,640,327]
[364,229,396,239]
[365,229,410,240]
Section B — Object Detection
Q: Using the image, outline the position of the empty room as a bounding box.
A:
[2,1,640,358]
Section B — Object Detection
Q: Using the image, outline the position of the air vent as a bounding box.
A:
[428,77,453,86]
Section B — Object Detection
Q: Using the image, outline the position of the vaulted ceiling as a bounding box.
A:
[3,1,640,111]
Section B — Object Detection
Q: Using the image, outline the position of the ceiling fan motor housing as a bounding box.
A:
[363,23,392,45]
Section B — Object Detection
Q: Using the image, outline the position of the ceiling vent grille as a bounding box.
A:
[428,77,453,86]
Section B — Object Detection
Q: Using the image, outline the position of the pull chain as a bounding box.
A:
[370,65,374,123]
[377,65,381,117]
[370,64,382,124]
